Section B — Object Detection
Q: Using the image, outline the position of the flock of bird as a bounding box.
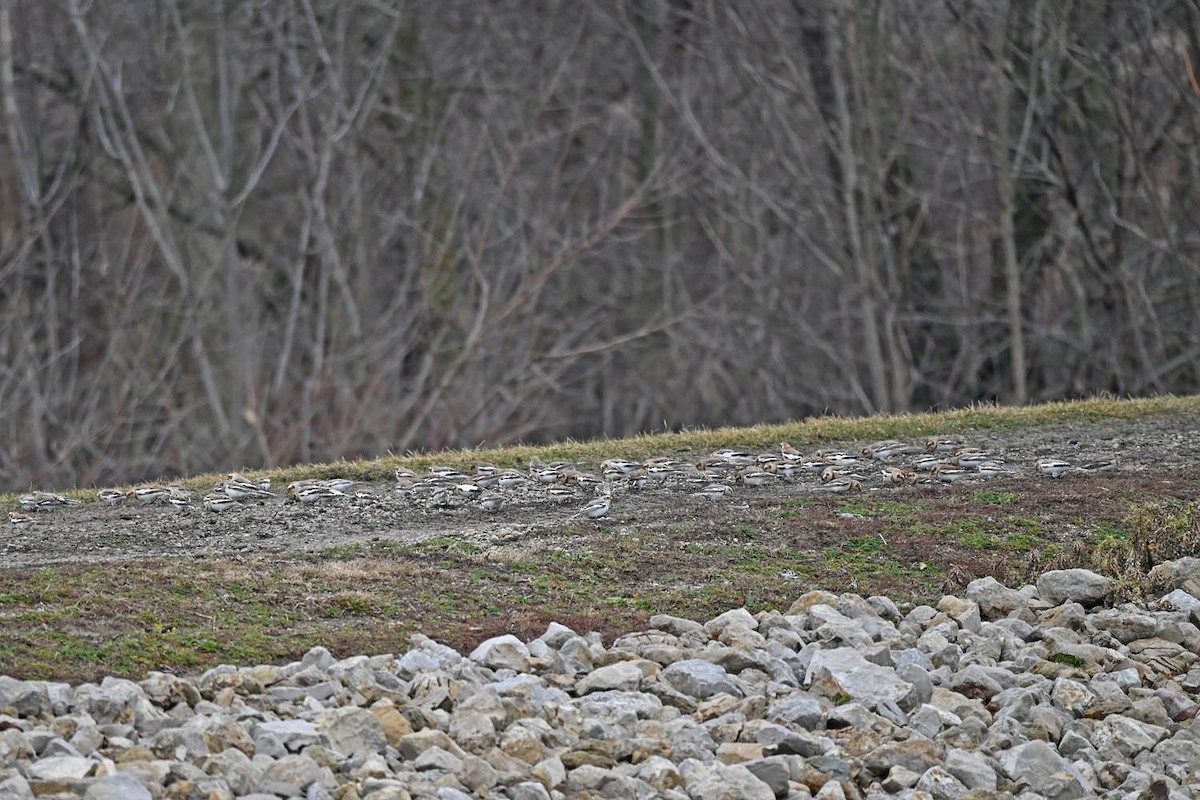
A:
[7,436,1124,529]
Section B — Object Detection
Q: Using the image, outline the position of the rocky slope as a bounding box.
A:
[2,561,1200,800]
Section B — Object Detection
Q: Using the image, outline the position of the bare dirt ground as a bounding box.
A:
[4,413,1197,569]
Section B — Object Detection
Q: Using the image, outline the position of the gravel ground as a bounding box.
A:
[3,414,1197,570]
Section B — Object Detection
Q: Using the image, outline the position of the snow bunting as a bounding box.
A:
[494,470,529,489]
[736,469,776,487]
[395,466,417,480]
[428,487,455,508]
[545,487,577,504]
[711,449,756,466]
[18,491,80,512]
[814,478,864,494]
[203,493,241,512]
[765,461,801,479]
[569,492,611,521]
[1034,458,1073,478]
[623,468,649,490]
[882,467,917,485]
[779,442,804,462]
[530,467,562,484]
[222,475,275,501]
[128,486,171,506]
[912,455,946,472]
[932,465,970,483]
[321,478,359,493]
[289,485,347,505]
[8,511,34,528]
[167,490,194,512]
[602,459,643,475]
[690,483,733,501]
[1080,453,1123,473]
[862,440,913,460]
[975,460,1013,478]
[478,493,505,512]
[818,451,861,467]
[951,452,994,470]
[97,489,126,507]
[393,479,414,498]
[924,436,964,453]
[455,482,484,498]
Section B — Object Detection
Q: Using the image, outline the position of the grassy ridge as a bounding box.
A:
[14,394,1200,501]
[1,394,1198,681]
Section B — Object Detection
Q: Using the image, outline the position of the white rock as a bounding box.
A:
[1036,569,1114,607]
[469,634,532,671]
[27,754,95,781]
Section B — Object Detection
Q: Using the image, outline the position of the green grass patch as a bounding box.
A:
[970,489,1019,505]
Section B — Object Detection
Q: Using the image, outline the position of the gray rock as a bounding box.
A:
[507,780,552,800]
[257,718,321,751]
[805,647,914,707]
[469,634,532,672]
[996,740,1092,799]
[577,661,647,694]
[83,774,153,800]
[0,677,51,718]
[742,757,790,796]
[704,608,759,638]
[660,660,740,699]
[766,692,828,728]
[318,706,387,759]
[965,576,1028,619]
[683,760,775,800]
[1036,569,1114,607]
[915,765,969,799]
[944,746,997,790]
[573,690,663,720]
[27,754,95,781]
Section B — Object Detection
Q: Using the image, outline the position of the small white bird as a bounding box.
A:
[129,486,171,505]
[8,511,34,528]
[690,483,733,501]
[1035,458,1073,478]
[395,466,417,481]
[18,491,80,512]
[569,493,612,521]
[478,493,505,512]
[455,482,484,498]
[1080,453,1123,473]
[736,469,775,487]
[766,461,801,479]
[203,493,241,512]
[167,490,194,512]
[97,488,127,507]
[779,442,805,462]
[222,475,274,501]
[925,436,964,453]
[321,478,359,493]
[951,452,994,470]
[530,467,561,484]
[814,478,864,494]
[290,485,347,505]
[393,479,415,498]
[862,440,913,460]
[545,487,577,504]
[932,465,970,483]
[882,467,917,485]
[975,460,1013,478]
[602,459,643,475]
[712,449,757,466]
[912,455,945,472]
[494,470,530,489]
[428,466,470,481]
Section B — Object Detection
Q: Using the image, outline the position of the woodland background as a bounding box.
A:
[2,1,1199,489]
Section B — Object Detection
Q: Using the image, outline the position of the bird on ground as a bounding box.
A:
[321,478,359,493]
[1080,453,1123,473]
[569,493,612,521]
[395,466,417,481]
[602,459,643,475]
[289,485,347,505]
[862,440,913,460]
[882,467,918,485]
[712,449,757,466]
[951,451,994,470]
[912,455,946,472]
[97,489,126,507]
[1035,458,1073,478]
[222,475,275,501]
[975,461,1014,478]
[690,483,733,501]
[478,493,505,512]
[128,486,171,506]
[932,465,970,483]
[166,489,194,511]
[814,478,864,494]
[8,511,34,528]
[545,487,577,504]
[780,442,804,461]
[203,493,241,512]
[18,491,80,512]
[924,436,964,453]
[736,469,776,487]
